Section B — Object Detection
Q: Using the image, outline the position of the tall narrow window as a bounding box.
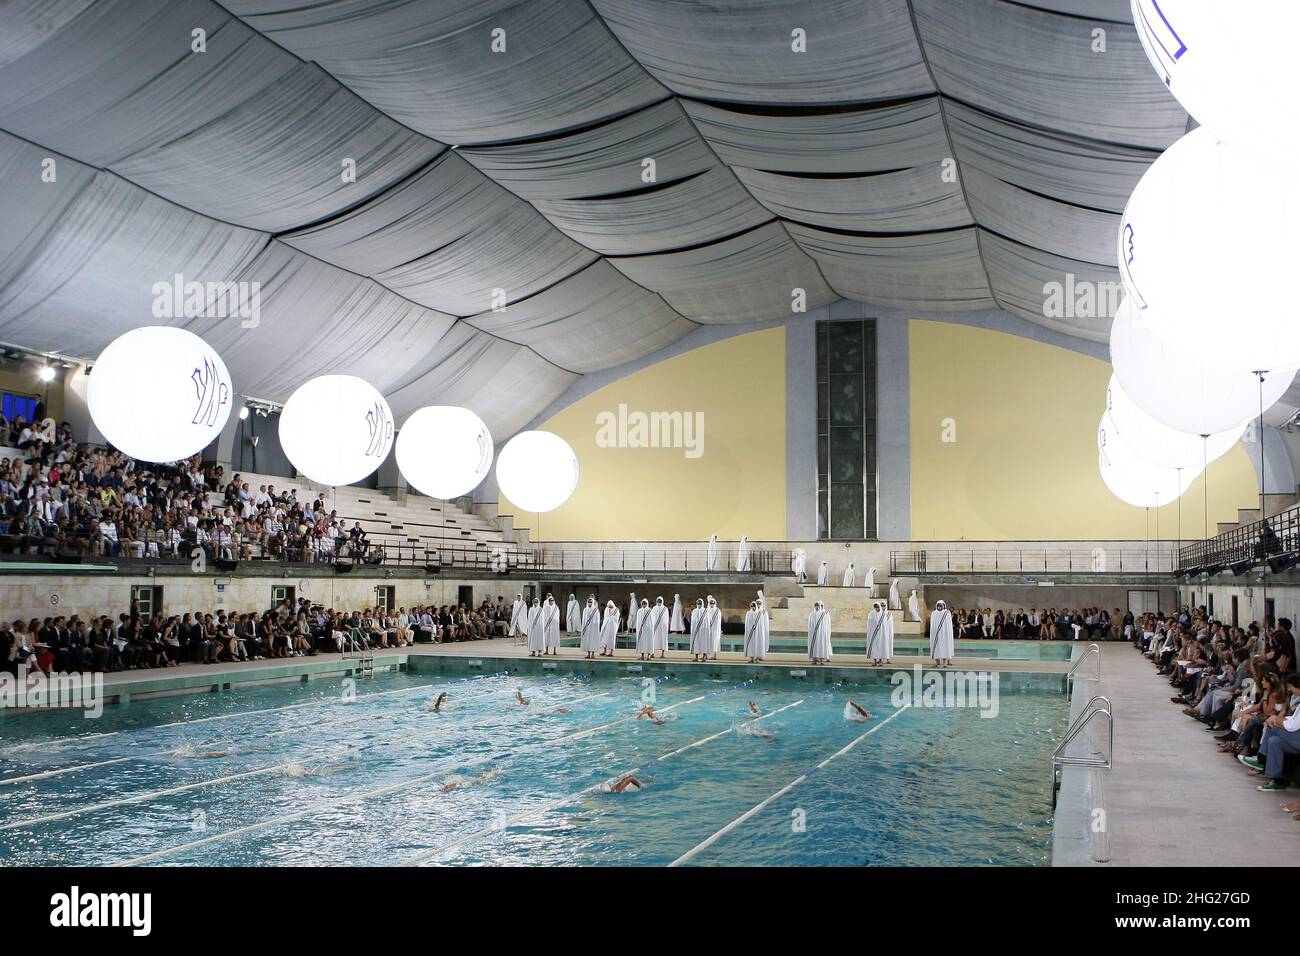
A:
[816,319,877,539]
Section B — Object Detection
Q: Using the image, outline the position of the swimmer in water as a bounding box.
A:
[744,700,763,719]
[442,767,497,792]
[515,690,529,706]
[601,773,645,793]
[429,692,448,712]
[198,750,230,758]
[636,705,665,725]
[846,701,873,722]
[551,707,572,714]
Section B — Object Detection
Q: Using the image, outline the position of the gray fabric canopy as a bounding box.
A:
[0,0,1189,438]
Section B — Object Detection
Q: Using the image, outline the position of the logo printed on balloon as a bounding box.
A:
[365,401,393,458]
[1118,223,1145,310]
[191,356,229,429]
[1132,0,1187,87]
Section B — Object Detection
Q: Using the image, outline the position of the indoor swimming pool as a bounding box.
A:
[0,667,1064,866]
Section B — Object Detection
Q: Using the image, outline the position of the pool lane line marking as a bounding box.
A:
[0,670,513,756]
[397,698,804,867]
[0,674,527,786]
[1,685,613,830]
[667,704,911,867]
[112,688,716,867]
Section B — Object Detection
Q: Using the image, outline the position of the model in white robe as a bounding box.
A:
[704,596,722,659]
[542,596,561,654]
[888,578,901,610]
[742,602,759,661]
[579,597,601,657]
[705,534,719,571]
[626,592,637,632]
[817,561,828,586]
[864,567,875,592]
[599,601,620,656]
[842,563,855,587]
[792,548,807,582]
[649,597,670,657]
[929,601,955,665]
[866,601,894,664]
[635,599,653,659]
[908,589,921,622]
[526,599,544,656]
[808,601,833,663]
[565,594,581,635]
[753,596,770,661]
[509,593,527,642]
[689,599,708,659]
[736,535,751,572]
[670,594,685,632]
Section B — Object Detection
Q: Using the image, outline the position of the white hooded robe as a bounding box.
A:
[842,563,855,587]
[526,601,544,653]
[689,601,708,655]
[866,603,894,661]
[600,603,620,651]
[510,594,527,639]
[817,561,828,586]
[579,598,601,653]
[705,535,719,572]
[635,600,653,654]
[566,594,581,635]
[650,598,670,653]
[808,603,833,661]
[736,536,751,572]
[908,589,921,622]
[542,598,561,650]
[670,594,685,632]
[888,578,901,610]
[929,604,955,660]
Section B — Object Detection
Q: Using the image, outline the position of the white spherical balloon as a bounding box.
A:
[496,430,579,513]
[1109,295,1294,434]
[1105,373,1242,470]
[1098,415,1199,508]
[1117,127,1300,371]
[395,405,493,499]
[1131,0,1300,158]
[279,375,393,486]
[88,326,233,463]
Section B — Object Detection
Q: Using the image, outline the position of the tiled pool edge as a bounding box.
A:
[1051,645,1103,867]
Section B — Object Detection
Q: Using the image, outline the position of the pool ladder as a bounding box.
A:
[1050,694,1113,808]
[1063,642,1101,694]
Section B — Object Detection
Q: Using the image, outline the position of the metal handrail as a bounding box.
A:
[889,548,1176,576]
[1051,695,1113,808]
[1065,643,1101,692]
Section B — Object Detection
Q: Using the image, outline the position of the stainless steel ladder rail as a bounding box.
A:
[1051,694,1113,808]
[1064,642,1101,693]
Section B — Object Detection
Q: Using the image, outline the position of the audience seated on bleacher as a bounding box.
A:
[1143,607,1300,804]
[0,595,518,677]
[0,423,414,565]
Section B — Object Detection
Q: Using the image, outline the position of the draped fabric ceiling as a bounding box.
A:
[0,0,1189,438]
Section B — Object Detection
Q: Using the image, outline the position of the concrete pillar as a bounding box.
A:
[63,363,104,445]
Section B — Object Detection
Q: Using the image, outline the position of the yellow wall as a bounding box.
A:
[508,327,787,541]
[908,320,1260,540]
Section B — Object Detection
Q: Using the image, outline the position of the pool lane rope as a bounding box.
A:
[0,671,515,786]
[667,703,912,867]
[0,669,513,757]
[398,688,799,867]
[111,679,746,866]
[0,680,602,834]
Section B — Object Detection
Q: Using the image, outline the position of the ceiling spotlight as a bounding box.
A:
[37,366,55,383]
[239,406,250,420]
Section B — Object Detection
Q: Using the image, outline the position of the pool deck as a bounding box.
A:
[2,637,1071,709]
[1053,643,1300,866]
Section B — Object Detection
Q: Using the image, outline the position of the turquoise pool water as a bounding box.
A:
[0,667,1064,866]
